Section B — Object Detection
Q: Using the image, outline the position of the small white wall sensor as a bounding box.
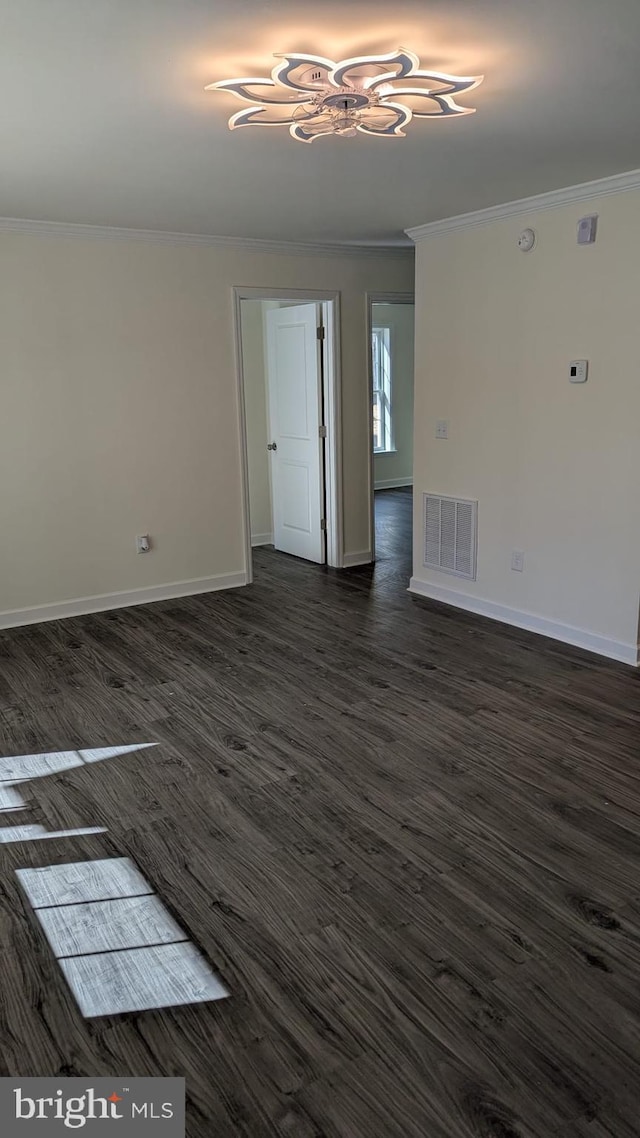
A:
[517,228,536,252]
[577,215,598,245]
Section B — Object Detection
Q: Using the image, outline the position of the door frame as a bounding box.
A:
[366,291,415,562]
[233,287,343,581]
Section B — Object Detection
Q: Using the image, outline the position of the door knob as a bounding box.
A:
[267,442,277,451]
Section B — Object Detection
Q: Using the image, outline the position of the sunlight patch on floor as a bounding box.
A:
[17,857,230,1017]
[0,744,156,844]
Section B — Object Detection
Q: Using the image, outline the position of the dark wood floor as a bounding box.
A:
[1,487,640,1137]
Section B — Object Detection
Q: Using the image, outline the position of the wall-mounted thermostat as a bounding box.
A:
[577,214,598,245]
[569,360,588,383]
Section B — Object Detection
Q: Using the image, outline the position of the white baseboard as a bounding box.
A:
[342,550,373,568]
[408,577,639,666]
[251,533,273,547]
[374,478,413,490]
[0,571,248,631]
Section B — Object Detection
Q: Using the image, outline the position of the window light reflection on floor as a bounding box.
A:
[0,745,155,845]
[5,744,230,1014]
[17,858,230,1017]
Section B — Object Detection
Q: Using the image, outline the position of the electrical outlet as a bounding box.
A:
[435,419,449,439]
[136,535,151,554]
[511,550,525,572]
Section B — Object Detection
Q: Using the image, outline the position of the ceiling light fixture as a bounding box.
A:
[207,49,483,143]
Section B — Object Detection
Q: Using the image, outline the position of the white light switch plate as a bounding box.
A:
[435,419,449,439]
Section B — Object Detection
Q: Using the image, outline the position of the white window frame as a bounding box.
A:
[372,324,393,454]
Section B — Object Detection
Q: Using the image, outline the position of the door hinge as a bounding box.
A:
[320,518,327,531]
[318,424,327,438]
[316,325,325,340]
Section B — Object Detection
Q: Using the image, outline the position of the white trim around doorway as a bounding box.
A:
[365,292,415,564]
[232,287,343,581]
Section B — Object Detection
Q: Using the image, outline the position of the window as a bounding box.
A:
[372,326,393,452]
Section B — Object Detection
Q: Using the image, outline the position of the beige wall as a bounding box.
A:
[411,190,640,663]
[0,231,412,621]
[240,299,272,544]
[372,303,414,488]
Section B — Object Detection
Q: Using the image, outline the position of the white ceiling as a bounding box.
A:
[3,0,640,244]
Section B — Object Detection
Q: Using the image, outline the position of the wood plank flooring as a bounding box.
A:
[1,487,639,1136]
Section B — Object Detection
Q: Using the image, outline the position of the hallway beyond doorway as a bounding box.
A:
[374,486,412,567]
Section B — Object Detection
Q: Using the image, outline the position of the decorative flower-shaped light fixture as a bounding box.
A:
[207,49,483,143]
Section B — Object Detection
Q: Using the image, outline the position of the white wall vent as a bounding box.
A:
[423,494,477,580]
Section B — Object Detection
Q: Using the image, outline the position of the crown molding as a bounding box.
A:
[405,167,640,242]
[0,215,413,260]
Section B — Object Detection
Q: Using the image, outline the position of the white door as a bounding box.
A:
[265,303,325,563]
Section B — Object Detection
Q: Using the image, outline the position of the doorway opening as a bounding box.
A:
[234,289,342,582]
[366,292,415,564]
